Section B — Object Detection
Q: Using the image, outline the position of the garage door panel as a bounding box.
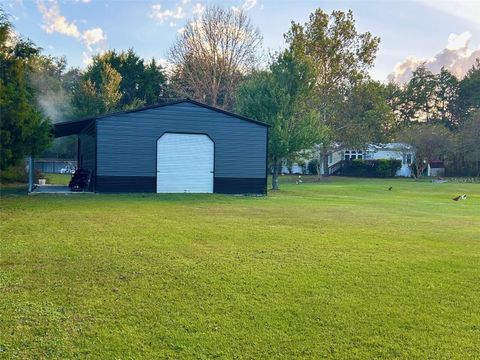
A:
[157,133,214,193]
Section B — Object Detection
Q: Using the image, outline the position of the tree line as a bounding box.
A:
[1,6,479,185]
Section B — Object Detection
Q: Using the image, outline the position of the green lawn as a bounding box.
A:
[1,177,479,359]
[43,173,72,185]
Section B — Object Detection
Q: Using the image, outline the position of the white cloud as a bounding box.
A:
[82,27,107,51]
[418,0,480,26]
[37,0,81,38]
[37,0,108,66]
[232,0,257,13]
[388,31,480,83]
[446,31,472,52]
[149,3,186,23]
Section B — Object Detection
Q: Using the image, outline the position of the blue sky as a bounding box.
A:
[4,0,480,81]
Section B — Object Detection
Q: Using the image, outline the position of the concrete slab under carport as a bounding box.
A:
[30,185,93,195]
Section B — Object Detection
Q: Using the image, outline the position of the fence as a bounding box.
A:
[34,159,77,174]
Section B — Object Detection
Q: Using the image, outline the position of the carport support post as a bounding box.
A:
[28,155,34,193]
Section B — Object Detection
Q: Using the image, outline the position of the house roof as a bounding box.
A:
[429,160,444,168]
[367,143,414,151]
[54,98,270,138]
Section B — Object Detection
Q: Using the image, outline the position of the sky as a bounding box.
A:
[3,0,480,82]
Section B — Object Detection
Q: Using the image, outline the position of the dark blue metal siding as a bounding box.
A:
[96,102,267,180]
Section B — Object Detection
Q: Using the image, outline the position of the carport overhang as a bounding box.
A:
[28,119,94,193]
[53,118,95,138]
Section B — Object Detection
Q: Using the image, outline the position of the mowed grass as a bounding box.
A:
[43,173,72,185]
[0,177,479,359]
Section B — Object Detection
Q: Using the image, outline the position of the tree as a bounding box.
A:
[337,80,395,147]
[141,58,169,105]
[396,124,451,178]
[236,50,323,190]
[71,50,168,119]
[435,67,459,129]
[387,81,416,128]
[99,63,122,112]
[458,59,480,122]
[284,9,380,175]
[407,65,438,123]
[457,110,480,177]
[169,5,262,110]
[0,11,52,171]
[71,63,122,118]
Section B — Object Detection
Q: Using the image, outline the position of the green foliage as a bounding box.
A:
[407,65,438,123]
[0,164,27,183]
[338,80,395,147]
[340,159,401,177]
[456,110,480,176]
[72,49,168,119]
[458,59,480,120]
[389,64,480,131]
[284,8,382,163]
[0,11,52,170]
[235,49,323,189]
[71,63,122,118]
[436,67,460,129]
[0,164,44,184]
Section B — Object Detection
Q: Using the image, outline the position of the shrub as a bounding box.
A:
[0,165,28,183]
[0,164,43,183]
[340,159,401,178]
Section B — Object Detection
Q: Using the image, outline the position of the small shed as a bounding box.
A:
[52,99,269,194]
[427,160,445,177]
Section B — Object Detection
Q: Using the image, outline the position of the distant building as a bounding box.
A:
[362,143,415,177]
[427,160,445,177]
[50,99,269,194]
[282,143,416,177]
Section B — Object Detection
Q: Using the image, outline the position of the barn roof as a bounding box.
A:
[54,98,270,138]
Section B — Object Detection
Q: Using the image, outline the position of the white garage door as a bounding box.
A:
[156,133,214,193]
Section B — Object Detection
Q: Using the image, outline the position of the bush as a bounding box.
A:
[0,165,28,183]
[0,164,42,183]
[340,159,401,178]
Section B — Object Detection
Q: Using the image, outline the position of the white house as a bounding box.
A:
[362,143,415,177]
[282,143,416,177]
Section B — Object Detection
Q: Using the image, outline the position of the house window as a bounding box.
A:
[406,154,412,165]
[403,154,412,165]
[344,150,363,161]
[328,153,333,164]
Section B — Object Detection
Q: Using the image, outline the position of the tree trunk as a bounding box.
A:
[322,144,329,177]
[416,162,426,179]
[476,152,479,178]
[271,158,280,191]
[315,159,322,180]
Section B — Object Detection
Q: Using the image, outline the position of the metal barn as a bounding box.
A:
[51,99,269,194]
